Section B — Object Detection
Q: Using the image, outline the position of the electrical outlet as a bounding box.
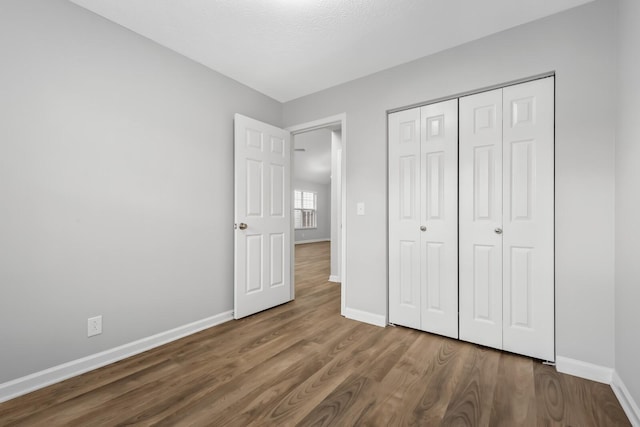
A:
[88,315,102,337]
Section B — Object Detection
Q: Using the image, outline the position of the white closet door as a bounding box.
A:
[420,100,459,338]
[502,78,555,361]
[389,108,421,329]
[459,89,504,350]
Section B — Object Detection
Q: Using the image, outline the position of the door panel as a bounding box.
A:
[459,89,503,350]
[270,164,285,216]
[389,108,421,329]
[473,145,497,220]
[270,233,284,287]
[246,235,263,293]
[426,152,444,219]
[420,99,458,339]
[246,159,263,216]
[399,240,420,311]
[502,78,555,361]
[509,246,533,327]
[473,244,497,321]
[234,114,291,319]
[425,242,443,310]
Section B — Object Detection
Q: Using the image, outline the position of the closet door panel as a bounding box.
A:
[420,99,458,339]
[389,108,421,329]
[502,77,555,361]
[459,89,504,350]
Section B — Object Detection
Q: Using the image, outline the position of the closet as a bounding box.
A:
[388,99,459,339]
[388,77,555,361]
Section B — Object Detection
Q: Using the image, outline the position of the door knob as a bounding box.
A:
[238,223,248,230]
[420,226,427,232]
[495,228,503,234]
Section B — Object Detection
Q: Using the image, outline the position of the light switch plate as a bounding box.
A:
[357,202,365,215]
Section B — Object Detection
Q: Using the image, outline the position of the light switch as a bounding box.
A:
[357,202,365,216]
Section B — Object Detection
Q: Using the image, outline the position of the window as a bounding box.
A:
[294,190,317,229]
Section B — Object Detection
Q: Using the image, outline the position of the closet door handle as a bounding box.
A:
[420,226,427,232]
[494,228,503,234]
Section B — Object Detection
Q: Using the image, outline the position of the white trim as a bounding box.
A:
[287,113,347,317]
[329,275,341,283]
[387,72,555,114]
[340,116,347,317]
[0,311,233,403]
[287,114,344,134]
[294,238,330,245]
[555,356,613,384]
[344,307,386,327]
[612,371,640,427]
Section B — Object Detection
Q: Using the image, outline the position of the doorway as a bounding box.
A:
[287,114,347,315]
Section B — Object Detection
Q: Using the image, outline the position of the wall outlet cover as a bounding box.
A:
[88,315,102,337]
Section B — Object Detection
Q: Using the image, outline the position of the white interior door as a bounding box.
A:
[459,89,504,350]
[234,114,291,319]
[388,107,421,329]
[502,78,555,361]
[419,99,458,339]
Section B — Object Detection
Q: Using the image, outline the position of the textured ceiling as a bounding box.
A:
[69,0,594,102]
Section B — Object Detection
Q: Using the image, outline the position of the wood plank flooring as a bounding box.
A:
[0,241,630,426]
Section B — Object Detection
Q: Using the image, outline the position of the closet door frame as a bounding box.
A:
[387,74,555,362]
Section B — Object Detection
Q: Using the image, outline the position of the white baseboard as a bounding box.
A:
[0,310,233,404]
[537,357,640,425]
[612,371,640,427]
[344,307,386,327]
[295,238,330,245]
[555,356,613,384]
[328,275,341,283]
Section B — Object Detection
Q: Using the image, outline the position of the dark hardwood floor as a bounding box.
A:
[0,241,630,426]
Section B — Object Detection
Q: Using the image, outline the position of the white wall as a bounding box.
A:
[0,0,282,384]
[293,128,332,244]
[293,128,332,185]
[615,0,640,408]
[293,180,331,243]
[283,0,617,367]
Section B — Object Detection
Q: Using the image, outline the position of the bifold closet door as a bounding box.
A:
[459,89,504,350]
[502,78,554,361]
[389,100,458,338]
[419,100,458,338]
[459,77,555,361]
[389,107,421,329]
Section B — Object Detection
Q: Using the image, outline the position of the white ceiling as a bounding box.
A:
[69,0,593,102]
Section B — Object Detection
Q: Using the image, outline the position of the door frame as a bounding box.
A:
[287,113,347,316]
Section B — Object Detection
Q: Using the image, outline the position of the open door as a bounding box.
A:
[234,114,292,319]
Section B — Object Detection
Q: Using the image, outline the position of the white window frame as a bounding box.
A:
[294,190,317,230]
